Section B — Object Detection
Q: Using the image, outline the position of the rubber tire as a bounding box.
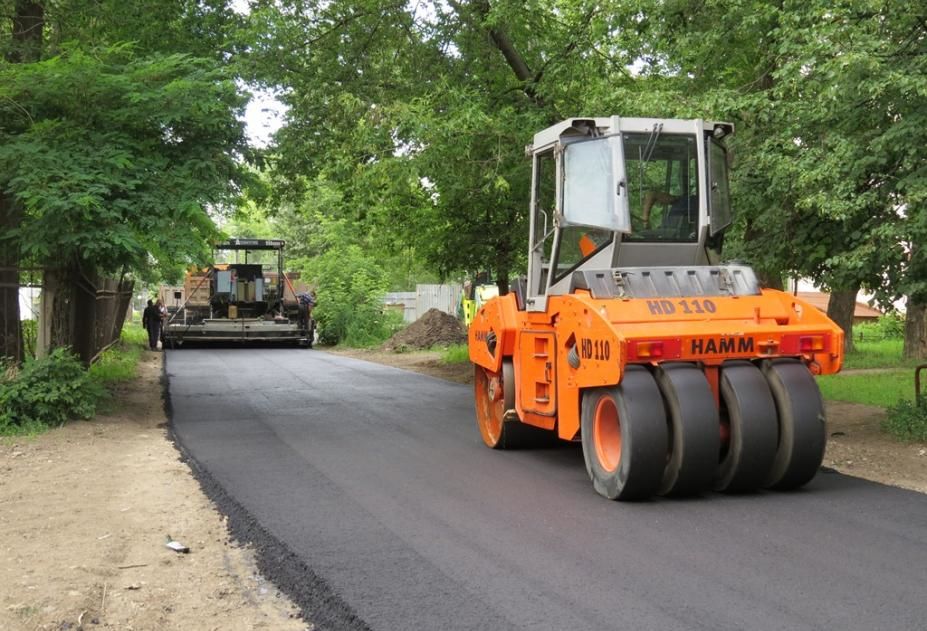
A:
[474,360,537,449]
[581,366,668,501]
[715,361,779,493]
[654,363,720,496]
[761,359,827,490]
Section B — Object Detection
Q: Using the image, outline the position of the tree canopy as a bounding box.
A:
[1,0,926,357]
[0,46,248,274]
[241,0,926,354]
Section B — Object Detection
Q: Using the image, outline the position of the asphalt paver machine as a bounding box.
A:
[163,238,314,347]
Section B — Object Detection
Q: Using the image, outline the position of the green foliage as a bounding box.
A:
[882,399,927,443]
[817,371,913,408]
[21,319,36,359]
[121,323,149,347]
[855,314,906,341]
[842,314,917,369]
[0,348,101,433]
[0,45,249,275]
[245,1,626,284]
[0,1,245,64]
[88,326,147,384]
[243,0,927,319]
[842,339,908,370]
[224,198,277,241]
[440,344,471,365]
[299,214,398,347]
[617,1,927,309]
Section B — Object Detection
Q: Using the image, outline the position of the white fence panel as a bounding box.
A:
[384,284,462,322]
[384,291,418,323]
[416,283,460,318]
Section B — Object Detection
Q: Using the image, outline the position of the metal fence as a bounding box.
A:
[384,284,462,323]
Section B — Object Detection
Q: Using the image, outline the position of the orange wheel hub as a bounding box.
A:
[475,366,505,448]
[594,396,622,473]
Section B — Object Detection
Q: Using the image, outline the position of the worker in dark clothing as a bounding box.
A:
[296,291,317,345]
[142,299,161,351]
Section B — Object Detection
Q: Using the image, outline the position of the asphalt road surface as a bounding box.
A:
[167,348,927,631]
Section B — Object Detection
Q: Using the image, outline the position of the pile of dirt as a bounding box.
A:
[383,308,467,352]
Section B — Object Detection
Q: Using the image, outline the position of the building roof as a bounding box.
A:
[795,292,883,319]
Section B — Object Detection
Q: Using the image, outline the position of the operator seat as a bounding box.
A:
[662,195,698,240]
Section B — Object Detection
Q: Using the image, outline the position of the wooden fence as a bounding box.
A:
[35,270,134,364]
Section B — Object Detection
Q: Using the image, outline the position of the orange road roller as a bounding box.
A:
[468,116,844,500]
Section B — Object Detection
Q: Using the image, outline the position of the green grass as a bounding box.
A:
[88,325,147,385]
[818,370,916,407]
[0,419,53,437]
[439,343,470,364]
[842,337,921,370]
[121,324,148,347]
[882,399,927,442]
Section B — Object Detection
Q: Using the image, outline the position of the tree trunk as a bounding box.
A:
[7,1,44,63]
[0,191,23,362]
[46,260,100,364]
[903,299,927,360]
[1,1,45,362]
[44,266,77,354]
[495,268,510,297]
[72,265,98,364]
[827,287,858,355]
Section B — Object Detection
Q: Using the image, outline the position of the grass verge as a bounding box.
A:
[817,370,916,408]
[87,325,149,415]
[843,338,922,370]
[89,325,147,385]
[882,399,927,442]
[440,344,470,364]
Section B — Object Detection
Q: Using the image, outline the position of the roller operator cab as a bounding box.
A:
[468,117,844,500]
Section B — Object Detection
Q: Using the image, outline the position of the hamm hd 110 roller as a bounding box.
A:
[468,117,844,500]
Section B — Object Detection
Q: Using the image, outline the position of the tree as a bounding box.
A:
[603,0,926,355]
[245,0,634,291]
[0,1,250,359]
[1,0,44,362]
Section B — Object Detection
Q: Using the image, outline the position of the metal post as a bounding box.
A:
[916,365,927,406]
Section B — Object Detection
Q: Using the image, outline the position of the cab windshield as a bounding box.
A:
[622,133,699,243]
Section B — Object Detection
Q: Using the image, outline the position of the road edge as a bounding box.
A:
[161,352,372,631]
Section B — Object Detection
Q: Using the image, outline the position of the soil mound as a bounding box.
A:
[383,308,467,351]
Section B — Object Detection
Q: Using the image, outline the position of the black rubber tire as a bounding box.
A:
[715,361,779,493]
[580,366,668,501]
[761,359,827,490]
[654,363,720,496]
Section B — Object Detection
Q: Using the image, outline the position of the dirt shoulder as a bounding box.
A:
[329,347,927,494]
[0,351,307,631]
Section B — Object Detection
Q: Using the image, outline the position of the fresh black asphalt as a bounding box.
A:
[166,348,927,631]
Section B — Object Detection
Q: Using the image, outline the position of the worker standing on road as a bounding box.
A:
[296,291,316,329]
[142,299,162,351]
[156,298,169,348]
